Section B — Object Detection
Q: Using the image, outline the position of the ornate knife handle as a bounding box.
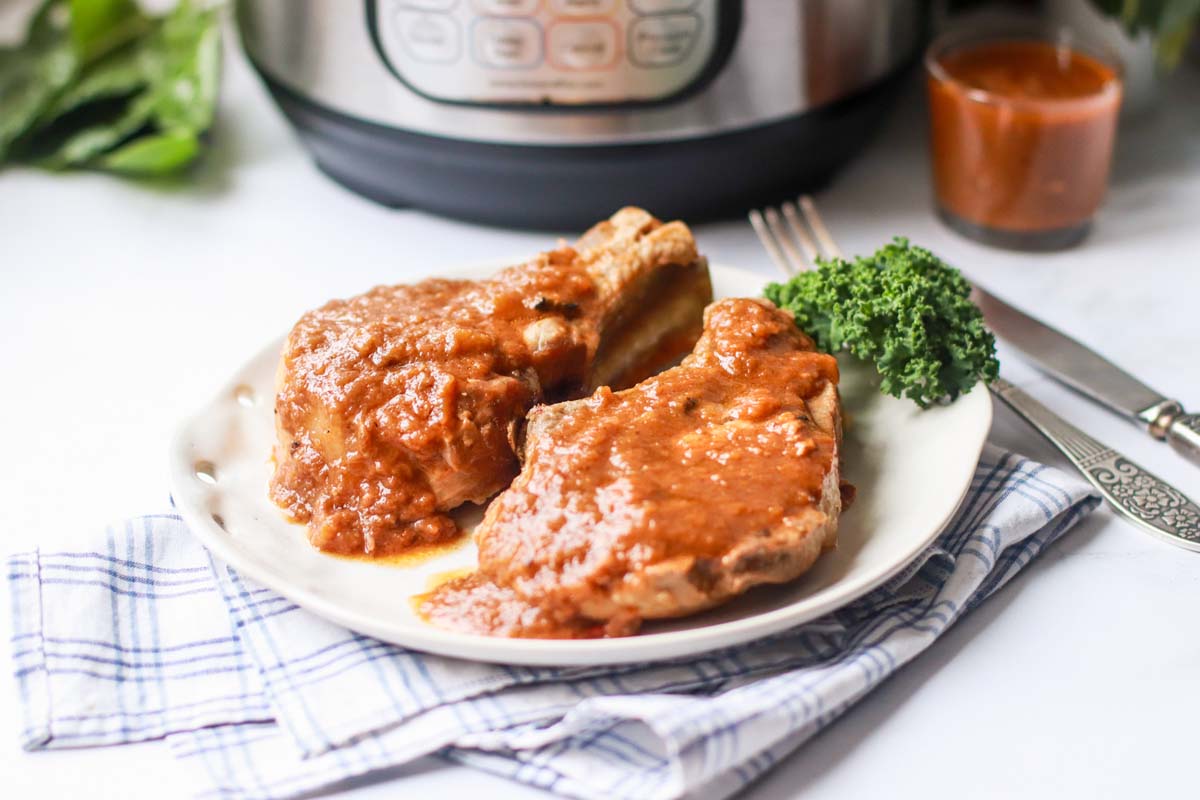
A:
[1141,402,1200,468]
[991,378,1200,552]
[1169,414,1200,465]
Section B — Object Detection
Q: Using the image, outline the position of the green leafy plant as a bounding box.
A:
[764,239,1000,409]
[1089,0,1200,68]
[0,0,221,175]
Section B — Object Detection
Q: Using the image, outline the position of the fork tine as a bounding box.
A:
[764,207,808,273]
[798,195,843,259]
[748,209,793,277]
[780,201,819,264]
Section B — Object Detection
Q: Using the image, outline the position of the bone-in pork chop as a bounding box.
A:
[270,208,712,555]
[420,298,846,637]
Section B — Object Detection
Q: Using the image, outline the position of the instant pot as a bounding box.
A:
[239,1,925,228]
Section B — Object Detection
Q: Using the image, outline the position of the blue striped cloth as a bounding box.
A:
[8,446,1098,800]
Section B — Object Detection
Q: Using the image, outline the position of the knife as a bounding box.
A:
[973,285,1200,468]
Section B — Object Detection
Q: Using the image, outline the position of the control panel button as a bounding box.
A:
[398,0,457,10]
[472,18,542,68]
[629,0,697,14]
[549,0,614,14]
[373,0,721,105]
[471,0,540,15]
[394,11,461,64]
[629,13,699,67]
[548,21,617,70]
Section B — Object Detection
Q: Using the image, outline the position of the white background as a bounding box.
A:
[2,8,1199,799]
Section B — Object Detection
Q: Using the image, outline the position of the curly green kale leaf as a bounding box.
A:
[764,238,999,408]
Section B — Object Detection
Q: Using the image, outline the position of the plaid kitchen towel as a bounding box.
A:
[7,446,1099,800]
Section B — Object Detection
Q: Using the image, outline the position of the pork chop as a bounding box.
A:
[270,208,713,556]
[420,297,845,638]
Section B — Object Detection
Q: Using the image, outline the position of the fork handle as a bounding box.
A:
[991,378,1200,552]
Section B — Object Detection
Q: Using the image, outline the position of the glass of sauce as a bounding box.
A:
[925,28,1122,250]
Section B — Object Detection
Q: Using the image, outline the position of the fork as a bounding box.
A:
[749,196,1200,552]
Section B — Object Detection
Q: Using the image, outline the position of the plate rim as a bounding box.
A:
[167,262,993,666]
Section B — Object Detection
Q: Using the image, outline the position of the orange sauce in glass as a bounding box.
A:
[927,39,1121,235]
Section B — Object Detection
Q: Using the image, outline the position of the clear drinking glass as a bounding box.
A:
[925,26,1123,250]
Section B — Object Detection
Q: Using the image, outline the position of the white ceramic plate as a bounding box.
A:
[168,263,992,666]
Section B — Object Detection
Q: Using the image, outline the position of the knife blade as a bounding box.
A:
[972,284,1200,468]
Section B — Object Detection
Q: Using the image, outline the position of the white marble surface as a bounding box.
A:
[3,21,1200,800]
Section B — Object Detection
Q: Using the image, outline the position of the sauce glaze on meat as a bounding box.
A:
[420,298,845,637]
[270,209,709,555]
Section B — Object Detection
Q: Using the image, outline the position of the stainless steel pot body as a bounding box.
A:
[239,0,923,146]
